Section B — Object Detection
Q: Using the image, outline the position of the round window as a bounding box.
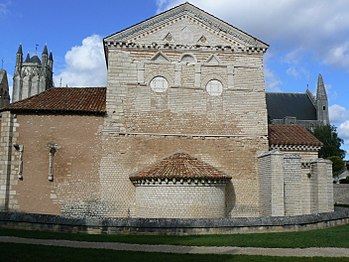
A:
[150,76,168,92]
[206,80,223,96]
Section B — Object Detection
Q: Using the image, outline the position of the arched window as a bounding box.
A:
[180,54,196,63]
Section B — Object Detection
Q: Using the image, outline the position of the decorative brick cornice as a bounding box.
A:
[105,41,267,54]
[131,177,230,186]
[270,144,322,152]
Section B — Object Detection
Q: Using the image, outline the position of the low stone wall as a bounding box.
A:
[334,184,349,205]
[0,208,348,235]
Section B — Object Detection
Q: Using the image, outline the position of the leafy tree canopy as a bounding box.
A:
[327,156,345,177]
[311,125,346,159]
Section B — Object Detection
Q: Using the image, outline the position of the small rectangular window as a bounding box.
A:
[323,106,326,110]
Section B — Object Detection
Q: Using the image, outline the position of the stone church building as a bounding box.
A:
[266,74,329,129]
[0,3,333,218]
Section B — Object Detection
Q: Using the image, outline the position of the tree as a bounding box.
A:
[327,156,345,177]
[311,125,346,159]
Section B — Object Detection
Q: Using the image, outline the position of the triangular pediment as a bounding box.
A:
[206,55,220,65]
[104,2,268,49]
[151,52,170,62]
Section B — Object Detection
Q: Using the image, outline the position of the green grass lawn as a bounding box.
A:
[0,223,349,248]
[0,243,348,262]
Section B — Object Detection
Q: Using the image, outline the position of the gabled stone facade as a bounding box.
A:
[100,2,269,218]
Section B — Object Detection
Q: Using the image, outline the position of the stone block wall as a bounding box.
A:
[309,159,334,213]
[258,151,334,216]
[105,48,267,137]
[102,41,268,218]
[258,150,284,216]
[134,183,226,218]
[334,184,349,205]
[0,112,17,210]
[283,154,303,216]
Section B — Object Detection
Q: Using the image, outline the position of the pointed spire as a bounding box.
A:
[24,52,31,63]
[42,44,48,55]
[49,51,53,61]
[316,74,327,100]
[17,43,23,54]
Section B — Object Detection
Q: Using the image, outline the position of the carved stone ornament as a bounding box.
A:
[206,80,223,96]
[150,76,169,92]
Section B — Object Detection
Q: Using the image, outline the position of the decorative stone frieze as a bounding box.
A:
[270,144,322,151]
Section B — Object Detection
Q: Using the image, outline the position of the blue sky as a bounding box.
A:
[1,0,349,158]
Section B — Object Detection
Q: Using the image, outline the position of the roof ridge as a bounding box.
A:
[266,91,307,94]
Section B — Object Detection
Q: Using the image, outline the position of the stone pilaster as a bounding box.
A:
[310,159,334,213]
[283,154,303,216]
[0,111,16,210]
[258,150,284,216]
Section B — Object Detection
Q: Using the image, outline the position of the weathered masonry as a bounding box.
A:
[0,2,333,219]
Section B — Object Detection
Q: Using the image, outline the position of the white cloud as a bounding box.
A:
[324,42,349,71]
[286,66,310,80]
[54,35,107,87]
[338,121,349,145]
[156,1,349,70]
[0,1,10,17]
[330,104,349,124]
[283,48,305,65]
[264,67,282,91]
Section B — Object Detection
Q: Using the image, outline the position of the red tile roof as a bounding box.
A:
[269,125,323,147]
[130,152,232,181]
[2,87,106,115]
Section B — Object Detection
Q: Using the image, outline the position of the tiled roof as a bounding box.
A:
[269,125,323,147]
[130,152,232,181]
[2,87,106,115]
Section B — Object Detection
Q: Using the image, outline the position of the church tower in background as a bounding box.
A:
[12,44,53,102]
[316,74,329,125]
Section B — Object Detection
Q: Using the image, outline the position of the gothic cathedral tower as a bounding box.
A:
[0,69,10,107]
[316,74,329,125]
[12,44,53,102]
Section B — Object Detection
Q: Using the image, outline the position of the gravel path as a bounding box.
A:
[0,236,349,257]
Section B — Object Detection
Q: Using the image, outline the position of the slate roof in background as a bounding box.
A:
[266,92,317,120]
[269,125,323,147]
[1,87,106,115]
[130,152,232,181]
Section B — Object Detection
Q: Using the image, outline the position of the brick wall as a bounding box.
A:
[8,114,103,215]
[98,136,267,218]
